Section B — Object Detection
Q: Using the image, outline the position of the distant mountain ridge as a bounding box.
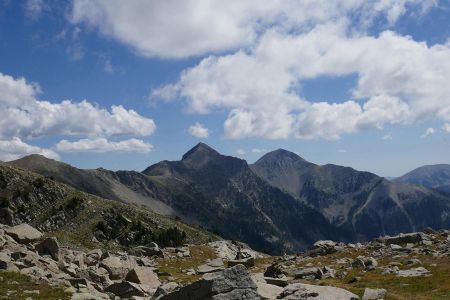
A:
[251,150,450,240]
[7,143,450,254]
[394,164,450,193]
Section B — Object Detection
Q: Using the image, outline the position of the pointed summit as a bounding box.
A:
[255,149,311,166]
[182,142,219,161]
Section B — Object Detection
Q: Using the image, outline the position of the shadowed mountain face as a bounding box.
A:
[251,150,450,240]
[144,143,350,254]
[7,144,450,254]
[394,164,450,193]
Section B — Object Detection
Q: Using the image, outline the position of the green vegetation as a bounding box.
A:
[0,271,71,300]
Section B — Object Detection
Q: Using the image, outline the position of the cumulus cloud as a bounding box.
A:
[0,137,59,161]
[383,133,393,140]
[0,72,156,139]
[70,0,434,58]
[55,138,153,153]
[188,122,209,138]
[421,127,436,138]
[70,0,444,140]
[443,123,450,133]
[154,24,450,139]
[236,149,246,156]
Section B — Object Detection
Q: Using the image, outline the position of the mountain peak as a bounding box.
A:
[256,149,309,165]
[182,143,219,161]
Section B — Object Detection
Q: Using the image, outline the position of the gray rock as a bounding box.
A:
[100,255,137,280]
[294,267,323,280]
[278,283,359,299]
[377,232,428,245]
[197,258,225,274]
[362,288,387,300]
[228,257,255,268]
[104,281,146,298]
[152,282,179,300]
[256,281,283,300]
[160,264,258,300]
[129,243,163,257]
[35,237,59,261]
[352,256,377,271]
[306,240,338,257]
[4,224,42,244]
[264,277,288,287]
[397,267,431,277]
[126,267,161,289]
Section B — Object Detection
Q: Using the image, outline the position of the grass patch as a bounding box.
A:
[156,245,217,284]
[0,271,71,300]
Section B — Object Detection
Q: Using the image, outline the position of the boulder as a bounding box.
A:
[35,237,60,261]
[4,224,42,244]
[377,232,428,245]
[264,261,285,278]
[256,281,283,299]
[100,255,137,280]
[126,267,161,289]
[264,277,288,287]
[278,283,359,300]
[294,267,323,280]
[152,282,179,300]
[129,243,163,257]
[362,288,387,300]
[228,256,255,268]
[105,281,146,298]
[160,264,259,300]
[397,267,431,277]
[197,258,225,274]
[0,252,17,271]
[306,240,338,257]
[352,256,378,271]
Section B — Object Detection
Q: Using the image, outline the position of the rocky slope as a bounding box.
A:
[143,143,350,254]
[394,164,450,193]
[1,221,449,299]
[8,155,175,216]
[0,164,218,250]
[251,150,450,241]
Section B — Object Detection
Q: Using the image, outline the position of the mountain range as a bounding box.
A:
[394,164,450,193]
[6,143,450,254]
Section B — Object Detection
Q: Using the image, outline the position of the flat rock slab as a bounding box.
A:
[362,288,387,300]
[278,283,360,300]
[197,258,225,274]
[126,267,161,289]
[397,267,431,277]
[5,224,42,244]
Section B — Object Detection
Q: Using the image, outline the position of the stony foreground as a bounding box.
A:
[1,223,450,299]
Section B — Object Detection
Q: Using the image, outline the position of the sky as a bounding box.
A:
[0,0,450,177]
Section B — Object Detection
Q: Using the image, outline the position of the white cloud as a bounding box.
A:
[70,0,433,59]
[236,149,246,156]
[0,137,59,161]
[421,127,435,138]
[55,138,153,153]
[154,23,450,139]
[443,123,450,133]
[383,133,393,140]
[251,148,267,153]
[188,122,209,138]
[0,72,156,139]
[338,149,347,153]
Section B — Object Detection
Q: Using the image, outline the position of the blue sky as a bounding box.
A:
[0,0,449,177]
